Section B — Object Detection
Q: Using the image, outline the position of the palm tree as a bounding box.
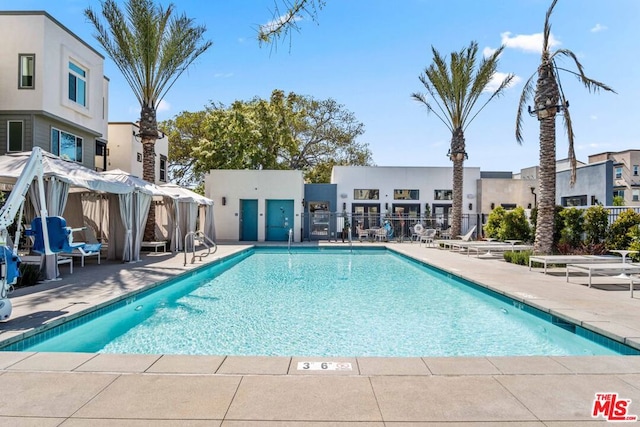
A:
[85,0,212,240]
[413,41,514,238]
[515,0,615,254]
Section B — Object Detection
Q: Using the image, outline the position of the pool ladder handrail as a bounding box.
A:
[287,228,293,253]
[184,230,217,266]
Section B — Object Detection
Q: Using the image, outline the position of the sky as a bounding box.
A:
[3,0,640,173]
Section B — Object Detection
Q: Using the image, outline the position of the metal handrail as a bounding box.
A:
[287,228,293,253]
[184,231,217,266]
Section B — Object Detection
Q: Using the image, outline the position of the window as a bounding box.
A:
[394,189,419,200]
[561,195,587,207]
[7,121,23,152]
[19,54,35,89]
[434,189,453,200]
[634,190,640,202]
[159,155,167,182]
[354,189,379,200]
[613,189,625,199]
[615,167,623,179]
[51,128,82,162]
[68,61,86,107]
[634,165,639,176]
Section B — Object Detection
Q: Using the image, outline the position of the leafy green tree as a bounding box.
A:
[483,206,506,239]
[500,207,532,241]
[584,205,609,244]
[613,195,625,206]
[558,207,584,248]
[606,209,640,251]
[85,0,212,240]
[412,41,514,238]
[167,90,372,183]
[515,0,615,255]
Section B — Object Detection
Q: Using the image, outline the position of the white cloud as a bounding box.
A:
[157,99,170,113]
[484,72,522,93]
[591,23,607,33]
[501,31,560,53]
[590,114,598,120]
[260,12,302,34]
[483,46,497,58]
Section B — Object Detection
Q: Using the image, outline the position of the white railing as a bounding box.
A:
[287,228,293,253]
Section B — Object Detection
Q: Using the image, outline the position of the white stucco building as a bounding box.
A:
[0,11,109,170]
[107,122,169,184]
[204,170,304,242]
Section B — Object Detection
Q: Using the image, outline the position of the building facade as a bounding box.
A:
[0,11,109,170]
[589,150,640,206]
[107,122,169,184]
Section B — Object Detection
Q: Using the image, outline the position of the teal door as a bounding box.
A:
[266,199,294,241]
[240,199,258,241]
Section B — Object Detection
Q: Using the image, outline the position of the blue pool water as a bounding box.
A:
[17,248,625,356]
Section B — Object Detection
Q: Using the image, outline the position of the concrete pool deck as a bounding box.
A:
[1,241,640,425]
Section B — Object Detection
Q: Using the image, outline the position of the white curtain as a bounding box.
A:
[119,193,133,262]
[204,204,215,241]
[132,191,152,261]
[163,196,178,252]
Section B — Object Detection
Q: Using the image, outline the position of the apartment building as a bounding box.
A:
[589,150,640,206]
[107,122,169,184]
[0,11,109,170]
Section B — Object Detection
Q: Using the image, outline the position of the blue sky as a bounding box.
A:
[4,0,639,172]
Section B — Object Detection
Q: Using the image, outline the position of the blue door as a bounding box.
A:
[266,199,294,241]
[240,199,258,241]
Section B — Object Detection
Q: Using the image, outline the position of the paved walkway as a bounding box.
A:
[0,241,640,425]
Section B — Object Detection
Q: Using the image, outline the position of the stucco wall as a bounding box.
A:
[204,170,305,242]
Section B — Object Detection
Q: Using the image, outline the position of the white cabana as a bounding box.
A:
[158,183,215,251]
[0,151,140,265]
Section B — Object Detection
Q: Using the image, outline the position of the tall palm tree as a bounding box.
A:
[515,0,615,254]
[85,0,212,240]
[413,41,514,238]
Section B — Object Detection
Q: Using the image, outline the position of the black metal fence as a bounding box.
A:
[301,212,476,242]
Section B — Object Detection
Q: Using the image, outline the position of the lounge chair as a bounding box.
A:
[565,262,640,297]
[435,225,477,249]
[529,254,619,274]
[419,228,437,247]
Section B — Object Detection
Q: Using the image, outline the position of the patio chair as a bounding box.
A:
[356,225,369,242]
[419,228,437,247]
[60,226,101,267]
[375,227,388,242]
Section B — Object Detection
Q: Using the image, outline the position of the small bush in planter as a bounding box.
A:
[15,263,43,288]
[503,250,532,266]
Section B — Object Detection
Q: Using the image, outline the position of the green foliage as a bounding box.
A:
[483,206,506,239]
[558,207,584,248]
[484,206,531,241]
[499,207,531,241]
[167,90,373,184]
[584,205,609,244]
[613,196,626,206]
[15,264,42,288]
[628,227,640,262]
[606,209,640,250]
[503,250,532,266]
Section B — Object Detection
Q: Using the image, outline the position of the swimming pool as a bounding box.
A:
[6,247,633,356]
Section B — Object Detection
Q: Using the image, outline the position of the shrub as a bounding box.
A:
[503,250,532,266]
[499,207,531,241]
[483,206,505,239]
[558,207,584,248]
[613,195,625,206]
[606,209,640,251]
[15,263,42,288]
[584,205,609,244]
